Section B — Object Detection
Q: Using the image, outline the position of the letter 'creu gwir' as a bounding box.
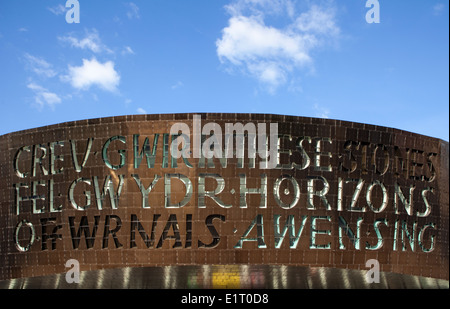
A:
[0,113,448,288]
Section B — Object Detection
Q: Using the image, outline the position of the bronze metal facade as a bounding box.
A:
[0,113,448,288]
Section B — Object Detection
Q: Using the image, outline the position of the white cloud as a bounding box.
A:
[58,29,113,54]
[295,4,339,36]
[171,81,184,90]
[126,2,140,19]
[23,53,57,78]
[137,107,147,114]
[48,4,66,16]
[313,103,330,119]
[217,16,312,66]
[216,0,339,92]
[27,83,61,109]
[433,3,445,15]
[122,46,135,55]
[65,58,120,92]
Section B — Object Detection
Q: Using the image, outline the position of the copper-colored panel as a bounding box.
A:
[0,113,448,288]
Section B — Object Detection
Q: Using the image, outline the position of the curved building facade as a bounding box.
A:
[0,113,448,288]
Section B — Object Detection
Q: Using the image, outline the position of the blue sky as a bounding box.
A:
[0,0,448,140]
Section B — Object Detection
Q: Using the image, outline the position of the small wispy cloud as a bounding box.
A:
[27,82,61,109]
[23,53,57,78]
[171,81,184,90]
[48,4,66,16]
[313,103,330,119]
[18,27,28,32]
[63,58,120,92]
[122,46,135,55]
[126,2,140,20]
[432,3,445,15]
[58,29,113,54]
[137,107,147,114]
